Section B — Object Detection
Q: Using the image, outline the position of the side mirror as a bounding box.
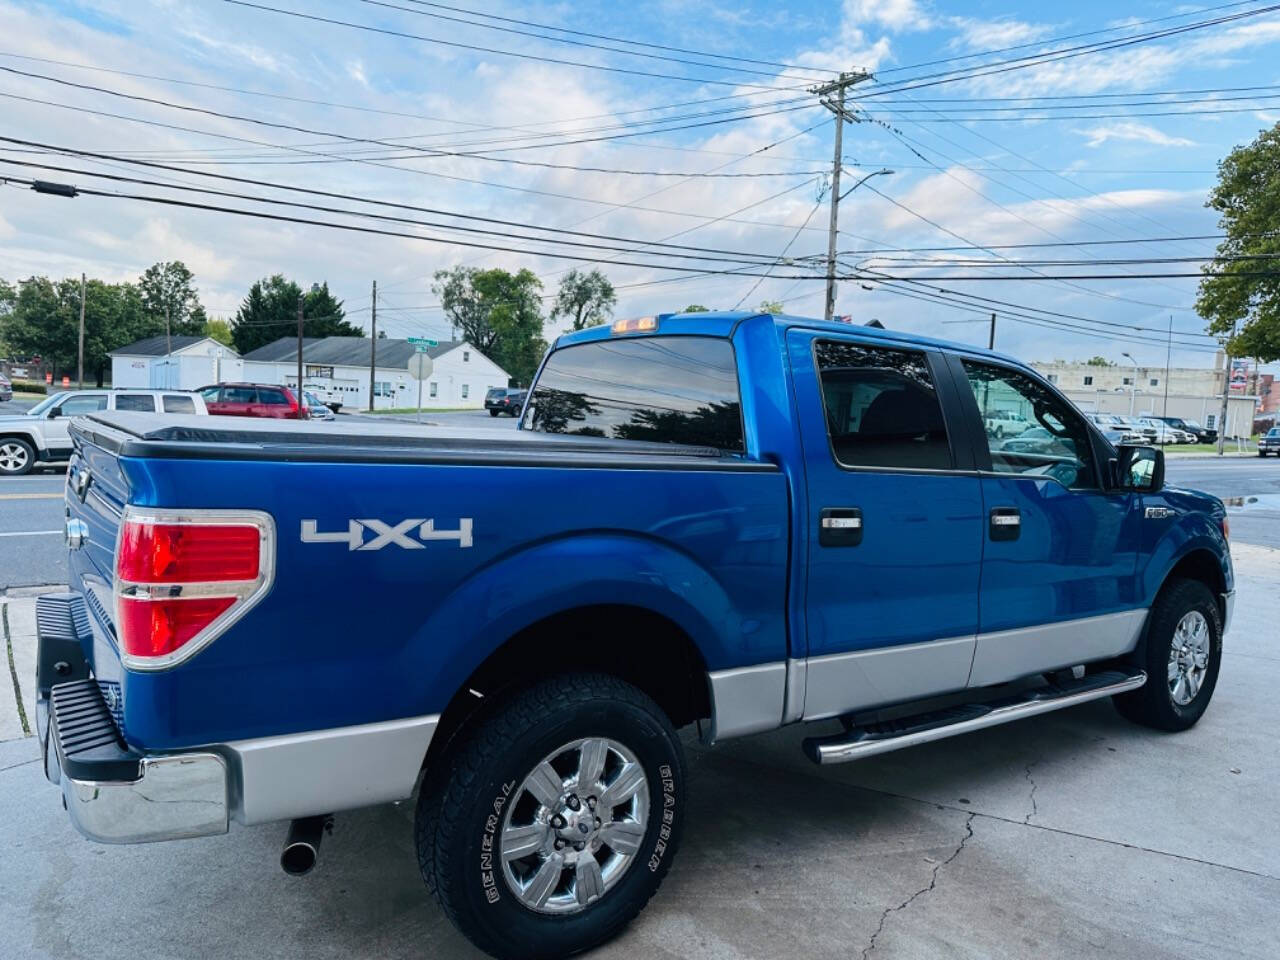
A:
[1115,444,1164,492]
[46,407,60,420]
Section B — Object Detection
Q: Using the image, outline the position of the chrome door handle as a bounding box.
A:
[989,507,1020,542]
[820,507,863,547]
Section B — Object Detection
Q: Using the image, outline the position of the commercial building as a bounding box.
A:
[110,336,243,390]
[240,336,510,410]
[1031,358,1258,439]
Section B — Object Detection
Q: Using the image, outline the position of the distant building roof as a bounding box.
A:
[110,335,234,357]
[242,336,466,367]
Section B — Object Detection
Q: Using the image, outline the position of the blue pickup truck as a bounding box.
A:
[39,312,1232,959]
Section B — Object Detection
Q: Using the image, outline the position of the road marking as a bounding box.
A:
[0,493,62,501]
[0,530,60,538]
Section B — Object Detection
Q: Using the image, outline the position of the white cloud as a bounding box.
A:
[947,16,1054,51]
[843,0,932,32]
[1079,122,1196,148]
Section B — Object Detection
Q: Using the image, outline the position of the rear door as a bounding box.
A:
[255,387,294,418]
[787,330,984,720]
[947,355,1145,687]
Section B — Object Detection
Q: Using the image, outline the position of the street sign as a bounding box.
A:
[407,353,434,380]
[407,336,438,351]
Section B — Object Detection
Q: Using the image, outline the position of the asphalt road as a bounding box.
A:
[2,543,1277,959]
[1165,457,1280,549]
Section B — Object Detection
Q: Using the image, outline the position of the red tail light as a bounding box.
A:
[115,508,275,670]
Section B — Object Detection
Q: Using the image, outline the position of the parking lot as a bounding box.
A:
[1,540,1277,959]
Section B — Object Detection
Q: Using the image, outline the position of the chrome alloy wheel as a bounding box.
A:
[500,737,649,915]
[1169,610,1210,706]
[0,441,29,474]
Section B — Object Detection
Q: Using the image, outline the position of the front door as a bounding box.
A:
[949,356,1145,687]
[787,331,984,721]
[45,393,108,455]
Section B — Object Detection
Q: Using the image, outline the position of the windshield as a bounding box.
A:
[25,393,67,417]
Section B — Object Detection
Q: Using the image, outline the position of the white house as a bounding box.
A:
[110,336,243,390]
[240,336,510,410]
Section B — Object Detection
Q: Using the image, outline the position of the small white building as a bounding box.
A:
[110,336,243,390]
[240,336,510,410]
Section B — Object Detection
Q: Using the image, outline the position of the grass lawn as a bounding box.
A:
[1167,439,1258,456]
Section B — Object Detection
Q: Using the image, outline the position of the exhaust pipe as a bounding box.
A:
[280,815,332,876]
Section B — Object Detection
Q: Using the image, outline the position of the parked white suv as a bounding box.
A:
[0,389,208,476]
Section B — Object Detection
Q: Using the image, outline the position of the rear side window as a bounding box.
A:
[163,395,196,414]
[815,340,952,470]
[528,335,744,451]
[114,394,156,412]
[259,389,290,406]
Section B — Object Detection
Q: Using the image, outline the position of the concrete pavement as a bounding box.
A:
[1,543,1276,959]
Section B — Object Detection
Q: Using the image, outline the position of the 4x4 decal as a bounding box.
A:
[301,518,473,550]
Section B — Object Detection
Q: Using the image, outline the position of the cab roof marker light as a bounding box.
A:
[611,316,659,335]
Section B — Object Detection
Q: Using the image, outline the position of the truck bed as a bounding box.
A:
[72,412,775,471]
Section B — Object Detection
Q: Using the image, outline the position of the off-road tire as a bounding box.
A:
[1113,578,1222,731]
[416,673,685,960]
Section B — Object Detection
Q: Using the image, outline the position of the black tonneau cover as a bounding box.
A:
[72,412,774,472]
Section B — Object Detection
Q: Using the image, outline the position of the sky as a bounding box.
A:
[2,0,1279,373]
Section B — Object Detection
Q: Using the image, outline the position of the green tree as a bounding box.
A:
[0,276,150,384]
[0,278,14,356]
[1197,125,1280,361]
[1085,356,1112,366]
[758,299,784,315]
[230,276,359,354]
[550,268,616,331]
[139,261,207,338]
[433,266,547,384]
[204,317,234,347]
[681,304,710,313]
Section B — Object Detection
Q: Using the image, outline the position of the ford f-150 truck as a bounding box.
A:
[38,312,1233,959]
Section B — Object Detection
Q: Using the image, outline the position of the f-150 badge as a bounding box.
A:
[1144,507,1175,520]
[301,518,473,550]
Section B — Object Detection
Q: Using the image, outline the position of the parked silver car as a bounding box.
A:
[0,389,207,476]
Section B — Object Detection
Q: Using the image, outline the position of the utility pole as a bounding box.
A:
[1163,315,1172,417]
[164,303,172,390]
[811,70,871,323]
[296,294,305,420]
[77,272,85,390]
[1216,330,1235,456]
[988,312,996,350]
[369,279,377,413]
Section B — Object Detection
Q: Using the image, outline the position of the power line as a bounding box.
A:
[379,0,837,76]
[0,65,819,175]
[361,0,835,82]
[221,0,800,91]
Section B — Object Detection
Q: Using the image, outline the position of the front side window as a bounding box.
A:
[114,394,156,412]
[164,395,196,414]
[57,394,109,415]
[815,340,951,470]
[962,360,1097,490]
[528,335,744,450]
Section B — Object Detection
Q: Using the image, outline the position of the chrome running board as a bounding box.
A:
[803,670,1147,765]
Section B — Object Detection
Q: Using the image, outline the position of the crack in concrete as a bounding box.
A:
[3,602,31,736]
[1023,749,1042,825]
[860,813,975,959]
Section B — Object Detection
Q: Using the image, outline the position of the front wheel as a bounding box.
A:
[0,438,35,476]
[417,674,685,960]
[1114,578,1222,731]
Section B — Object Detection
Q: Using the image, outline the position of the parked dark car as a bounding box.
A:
[198,383,303,419]
[1259,427,1280,457]
[485,387,526,417]
[0,373,11,402]
[1153,415,1216,444]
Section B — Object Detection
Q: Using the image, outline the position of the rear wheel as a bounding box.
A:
[417,674,684,960]
[0,438,34,476]
[1114,579,1222,731]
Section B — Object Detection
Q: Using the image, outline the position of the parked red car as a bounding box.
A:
[197,383,304,419]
